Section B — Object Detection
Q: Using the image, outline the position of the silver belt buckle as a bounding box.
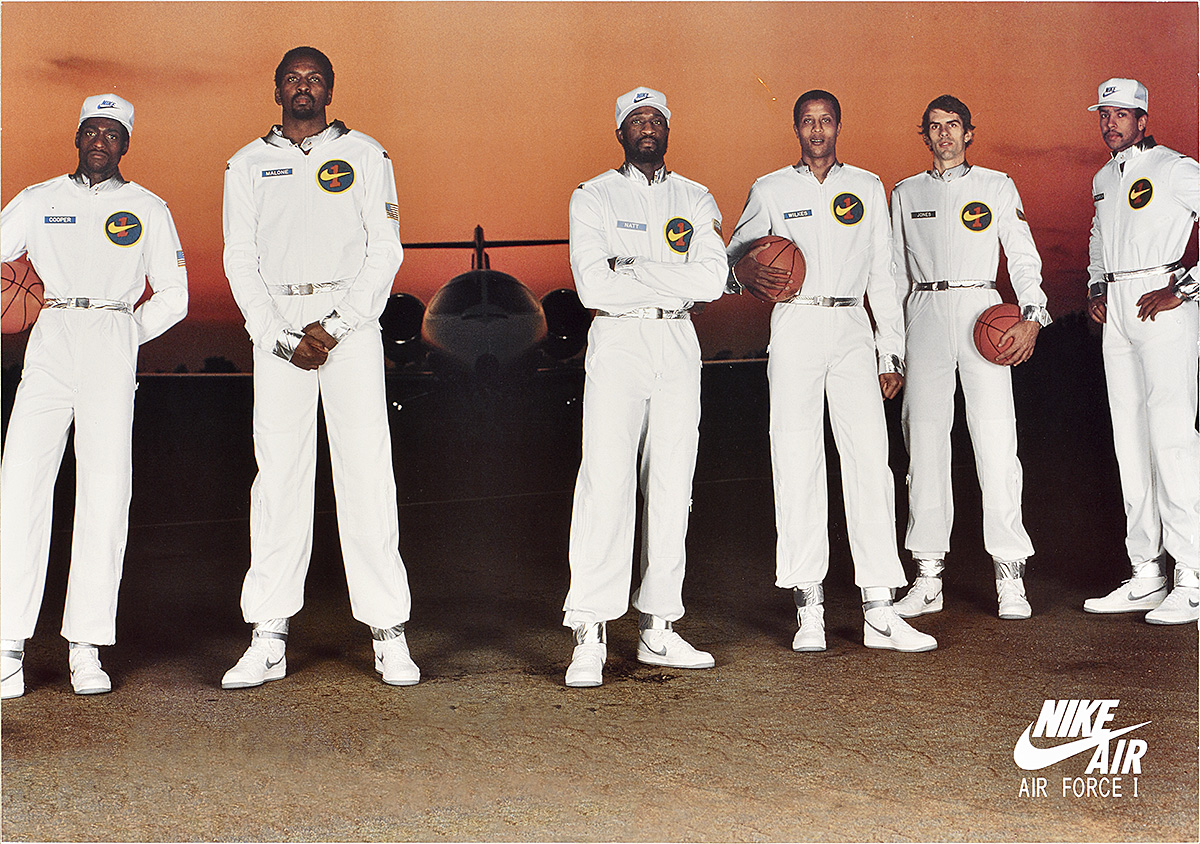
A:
[76,297,90,308]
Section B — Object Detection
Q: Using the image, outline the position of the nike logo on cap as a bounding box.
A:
[1012,721,1149,770]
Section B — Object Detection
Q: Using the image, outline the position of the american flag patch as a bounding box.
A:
[177,250,186,267]
[385,203,400,222]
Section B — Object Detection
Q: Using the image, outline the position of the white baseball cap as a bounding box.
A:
[616,87,671,128]
[78,94,135,136]
[1088,78,1148,112]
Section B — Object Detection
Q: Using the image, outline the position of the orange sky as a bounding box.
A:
[3,1,1198,368]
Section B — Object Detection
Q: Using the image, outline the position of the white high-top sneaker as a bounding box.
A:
[995,559,1032,620]
[791,584,826,652]
[637,615,715,669]
[69,643,112,695]
[1146,566,1200,625]
[1084,559,1167,613]
[372,625,420,686]
[862,593,937,653]
[2,640,25,700]
[222,620,287,689]
[565,622,606,688]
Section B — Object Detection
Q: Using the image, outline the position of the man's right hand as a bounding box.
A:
[1086,295,1107,324]
[735,244,792,303]
[289,334,329,370]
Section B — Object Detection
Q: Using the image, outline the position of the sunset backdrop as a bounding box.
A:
[3,1,1197,371]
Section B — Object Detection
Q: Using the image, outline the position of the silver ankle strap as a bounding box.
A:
[1174,565,1199,589]
[1131,558,1166,580]
[862,600,893,611]
[573,622,606,645]
[914,558,945,578]
[371,624,406,640]
[793,584,824,607]
[994,558,1026,580]
[638,613,673,631]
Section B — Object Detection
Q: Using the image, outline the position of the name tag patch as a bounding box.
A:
[911,211,936,219]
[617,220,647,231]
[44,216,76,224]
[783,210,812,219]
[262,168,293,178]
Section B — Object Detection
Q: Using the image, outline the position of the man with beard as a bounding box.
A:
[221,46,420,688]
[889,95,1051,622]
[1082,77,1199,624]
[1,95,188,699]
[562,87,728,687]
[727,90,936,653]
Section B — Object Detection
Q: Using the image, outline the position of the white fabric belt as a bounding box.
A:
[1103,261,1183,283]
[912,280,996,291]
[784,295,861,307]
[595,307,691,320]
[44,297,132,315]
[266,280,350,296]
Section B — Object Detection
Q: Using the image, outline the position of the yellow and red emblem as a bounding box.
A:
[105,211,143,247]
[1127,179,1153,210]
[832,193,863,226]
[665,217,694,253]
[960,201,992,231]
[317,160,355,193]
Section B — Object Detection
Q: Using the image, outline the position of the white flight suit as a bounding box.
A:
[1087,138,1200,573]
[727,163,907,590]
[890,163,1051,565]
[0,173,188,645]
[223,121,412,629]
[562,164,727,626]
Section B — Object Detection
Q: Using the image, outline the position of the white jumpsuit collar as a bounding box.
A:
[618,161,669,184]
[264,119,350,152]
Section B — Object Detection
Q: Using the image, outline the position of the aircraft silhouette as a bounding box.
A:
[380,226,591,378]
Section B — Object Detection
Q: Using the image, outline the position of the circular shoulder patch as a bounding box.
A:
[317,160,355,193]
[664,217,694,253]
[105,211,143,247]
[831,193,864,226]
[960,201,993,231]
[1128,178,1153,210]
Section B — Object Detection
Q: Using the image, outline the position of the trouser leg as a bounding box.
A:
[321,327,412,628]
[564,322,650,625]
[825,313,906,589]
[0,353,74,641]
[632,325,701,622]
[241,345,320,623]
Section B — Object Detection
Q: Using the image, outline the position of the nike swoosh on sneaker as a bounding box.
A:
[265,656,283,669]
[1190,599,1199,608]
[1128,587,1164,601]
[1012,721,1149,770]
[923,594,938,605]
[642,641,667,657]
[865,619,892,637]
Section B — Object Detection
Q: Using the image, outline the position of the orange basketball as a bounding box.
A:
[747,235,806,303]
[973,302,1022,364]
[2,259,45,334]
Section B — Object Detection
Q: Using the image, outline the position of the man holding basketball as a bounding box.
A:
[0,95,188,699]
[1082,77,1199,624]
[888,95,1051,621]
[727,90,935,653]
[220,47,420,688]
[561,87,727,687]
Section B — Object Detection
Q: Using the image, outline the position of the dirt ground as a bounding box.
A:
[3,335,1198,842]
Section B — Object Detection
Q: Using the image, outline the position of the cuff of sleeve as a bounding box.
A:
[273,328,305,361]
[1020,304,1053,327]
[878,353,905,377]
[320,309,354,342]
[726,264,744,295]
[613,256,640,274]
[1088,280,1108,300]
[1172,270,1199,301]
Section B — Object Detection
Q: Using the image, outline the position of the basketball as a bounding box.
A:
[745,235,806,303]
[2,260,45,334]
[973,302,1022,364]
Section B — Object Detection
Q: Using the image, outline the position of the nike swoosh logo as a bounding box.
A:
[642,641,667,656]
[107,222,138,234]
[1127,587,1164,601]
[1190,599,1199,608]
[265,656,283,669]
[865,619,892,637]
[834,202,860,217]
[98,103,119,109]
[962,209,988,221]
[923,594,938,605]
[1130,187,1151,200]
[319,169,349,181]
[1012,721,1149,770]
[1,667,20,682]
[667,227,692,242]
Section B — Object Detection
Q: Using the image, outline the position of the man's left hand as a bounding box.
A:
[994,320,1040,366]
[304,321,339,351]
[879,373,903,400]
[1136,282,1183,322]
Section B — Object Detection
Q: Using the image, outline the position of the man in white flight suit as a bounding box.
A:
[221,47,420,688]
[1,95,188,699]
[1081,77,1199,624]
[728,90,936,653]
[889,95,1052,622]
[562,87,727,687]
